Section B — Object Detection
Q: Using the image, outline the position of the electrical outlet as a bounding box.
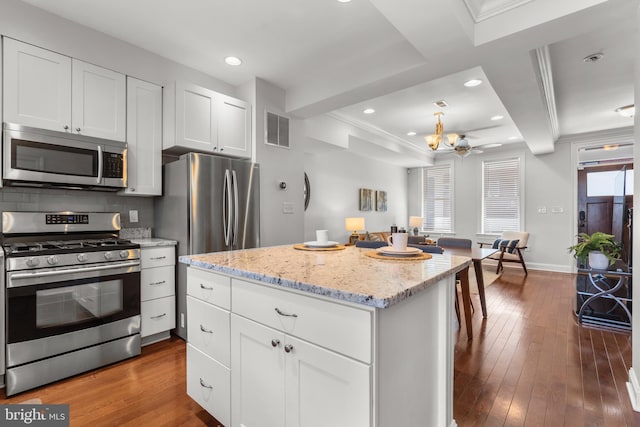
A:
[537,207,547,214]
[129,210,139,223]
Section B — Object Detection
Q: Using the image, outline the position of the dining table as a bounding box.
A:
[442,246,499,338]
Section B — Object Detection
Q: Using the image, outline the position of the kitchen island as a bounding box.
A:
[180,244,471,427]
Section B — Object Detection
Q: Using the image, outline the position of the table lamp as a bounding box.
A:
[345,217,365,245]
[409,216,422,236]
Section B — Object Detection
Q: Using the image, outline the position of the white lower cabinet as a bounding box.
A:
[140,246,176,345]
[187,344,231,427]
[231,314,371,427]
[185,266,372,427]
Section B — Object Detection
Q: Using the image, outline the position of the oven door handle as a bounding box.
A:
[8,261,140,282]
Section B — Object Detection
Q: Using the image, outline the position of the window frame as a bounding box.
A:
[422,161,455,234]
[480,156,525,235]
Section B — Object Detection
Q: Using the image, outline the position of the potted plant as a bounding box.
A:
[568,232,621,270]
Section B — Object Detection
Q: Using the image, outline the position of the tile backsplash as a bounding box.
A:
[0,186,154,229]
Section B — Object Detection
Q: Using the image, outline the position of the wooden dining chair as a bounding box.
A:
[436,238,473,326]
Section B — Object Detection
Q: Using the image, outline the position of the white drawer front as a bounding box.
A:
[232,279,372,363]
[141,296,175,337]
[141,265,175,301]
[187,296,230,367]
[141,246,175,269]
[187,344,230,427]
[187,267,231,310]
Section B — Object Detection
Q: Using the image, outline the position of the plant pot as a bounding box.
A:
[588,251,609,270]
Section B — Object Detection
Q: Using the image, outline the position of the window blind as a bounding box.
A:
[423,164,453,233]
[482,157,521,233]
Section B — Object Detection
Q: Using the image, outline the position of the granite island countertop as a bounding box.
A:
[180,245,471,309]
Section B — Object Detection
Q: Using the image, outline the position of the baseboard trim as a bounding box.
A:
[627,368,640,412]
[482,260,572,273]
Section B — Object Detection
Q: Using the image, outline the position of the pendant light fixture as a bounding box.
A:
[425,112,458,151]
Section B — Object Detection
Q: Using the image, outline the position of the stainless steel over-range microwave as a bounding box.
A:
[2,122,127,190]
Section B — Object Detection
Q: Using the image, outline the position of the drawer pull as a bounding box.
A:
[271,339,280,347]
[150,313,167,320]
[284,344,294,353]
[275,307,298,318]
[149,280,166,286]
[199,378,213,390]
[200,283,214,291]
[200,324,213,334]
[150,256,167,260]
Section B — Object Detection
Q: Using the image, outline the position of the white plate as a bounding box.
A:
[304,240,339,248]
[377,246,422,256]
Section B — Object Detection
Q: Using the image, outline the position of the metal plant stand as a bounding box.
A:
[576,266,632,331]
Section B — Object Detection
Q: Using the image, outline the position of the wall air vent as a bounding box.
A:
[265,111,290,148]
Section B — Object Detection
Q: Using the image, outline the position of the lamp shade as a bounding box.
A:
[409,216,422,228]
[345,217,365,232]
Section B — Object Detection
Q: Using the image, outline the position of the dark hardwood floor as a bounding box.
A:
[1,268,638,426]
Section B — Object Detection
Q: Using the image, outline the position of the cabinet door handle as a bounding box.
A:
[271,339,280,347]
[284,344,294,353]
[150,313,167,319]
[200,324,213,334]
[199,378,213,390]
[275,307,298,318]
[75,127,81,133]
[150,256,166,260]
[149,280,166,286]
[63,125,69,130]
[200,283,213,290]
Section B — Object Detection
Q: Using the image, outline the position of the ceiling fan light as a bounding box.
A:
[615,104,634,118]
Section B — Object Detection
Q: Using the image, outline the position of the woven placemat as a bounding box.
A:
[293,244,347,251]
[365,251,432,261]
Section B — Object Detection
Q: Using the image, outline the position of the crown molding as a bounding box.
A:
[534,45,560,141]
[462,0,535,23]
[558,126,634,146]
[326,111,429,155]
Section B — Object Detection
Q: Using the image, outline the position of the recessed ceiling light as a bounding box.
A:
[225,56,242,66]
[483,143,503,149]
[464,79,483,87]
[583,52,604,63]
[407,131,416,136]
[337,0,352,3]
[508,136,519,141]
[490,115,504,121]
[363,108,375,114]
[615,104,635,118]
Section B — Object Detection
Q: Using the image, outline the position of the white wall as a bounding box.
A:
[304,150,408,244]
[409,141,575,272]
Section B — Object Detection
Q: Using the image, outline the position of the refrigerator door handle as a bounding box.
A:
[232,169,239,246]
[223,169,232,246]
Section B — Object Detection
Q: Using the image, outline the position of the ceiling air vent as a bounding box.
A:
[434,99,448,108]
[265,111,290,148]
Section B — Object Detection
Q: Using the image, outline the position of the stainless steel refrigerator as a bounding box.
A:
[155,152,260,339]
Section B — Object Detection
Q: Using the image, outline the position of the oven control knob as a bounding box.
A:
[119,250,130,259]
[77,253,88,262]
[26,257,40,267]
[47,255,59,265]
[104,251,113,260]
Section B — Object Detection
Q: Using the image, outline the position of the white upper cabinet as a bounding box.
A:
[72,60,126,141]
[218,94,251,158]
[164,81,251,158]
[3,38,72,132]
[3,38,125,141]
[120,77,162,196]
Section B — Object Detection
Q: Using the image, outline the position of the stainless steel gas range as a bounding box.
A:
[2,211,141,396]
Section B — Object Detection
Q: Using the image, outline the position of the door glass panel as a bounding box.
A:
[587,170,634,196]
[36,279,123,328]
[13,139,97,176]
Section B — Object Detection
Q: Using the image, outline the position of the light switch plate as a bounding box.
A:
[129,210,139,223]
